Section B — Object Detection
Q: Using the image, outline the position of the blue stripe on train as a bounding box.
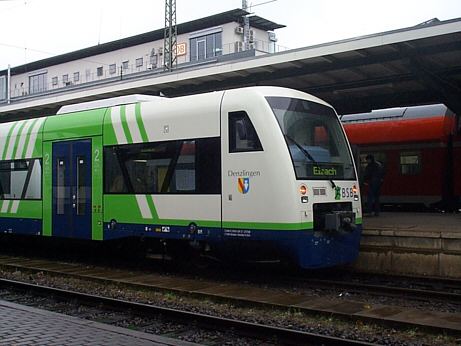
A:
[103,222,362,269]
[0,218,42,236]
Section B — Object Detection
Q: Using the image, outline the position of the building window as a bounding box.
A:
[122,61,129,70]
[109,64,116,74]
[52,77,58,86]
[97,66,103,77]
[149,54,158,68]
[228,111,263,153]
[74,72,80,82]
[400,152,421,175]
[135,58,143,68]
[29,72,47,94]
[62,74,69,84]
[104,138,221,194]
[0,75,5,100]
[190,31,222,62]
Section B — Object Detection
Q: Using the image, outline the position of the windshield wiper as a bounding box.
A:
[284,134,336,189]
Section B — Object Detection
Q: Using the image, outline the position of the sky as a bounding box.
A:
[0,0,460,70]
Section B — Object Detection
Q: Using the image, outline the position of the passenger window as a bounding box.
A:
[400,152,421,175]
[229,111,263,153]
[104,137,221,194]
[0,159,42,200]
[56,158,66,214]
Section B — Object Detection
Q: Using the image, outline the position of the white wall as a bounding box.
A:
[8,20,274,99]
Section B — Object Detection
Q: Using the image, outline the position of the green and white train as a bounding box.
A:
[0,87,361,268]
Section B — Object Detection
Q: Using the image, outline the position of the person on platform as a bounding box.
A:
[363,154,384,216]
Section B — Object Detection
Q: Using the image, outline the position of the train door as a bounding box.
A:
[52,139,92,239]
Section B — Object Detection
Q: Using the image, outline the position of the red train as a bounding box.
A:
[341,104,461,211]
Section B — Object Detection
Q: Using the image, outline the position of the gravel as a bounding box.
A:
[0,267,458,346]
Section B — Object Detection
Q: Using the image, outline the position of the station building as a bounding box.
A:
[0,9,284,105]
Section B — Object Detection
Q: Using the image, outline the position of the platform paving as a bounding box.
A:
[0,300,196,346]
[363,212,461,234]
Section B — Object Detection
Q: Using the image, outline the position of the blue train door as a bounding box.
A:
[52,140,92,239]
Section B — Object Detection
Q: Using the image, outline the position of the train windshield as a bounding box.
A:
[266,97,356,180]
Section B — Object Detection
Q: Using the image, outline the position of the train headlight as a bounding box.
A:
[352,184,359,200]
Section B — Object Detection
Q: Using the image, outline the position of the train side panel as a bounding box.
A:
[101,93,223,241]
[0,118,45,236]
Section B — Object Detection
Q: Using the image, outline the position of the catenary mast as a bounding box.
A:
[164,0,177,71]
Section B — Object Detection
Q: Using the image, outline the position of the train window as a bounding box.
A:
[56,159,66,214]
[229,111,263,153]
[104,137,221,194]
[76,157,86,215]
[0,162,11,197]
[400,152,421,175]
[24,159,42,199]
[0,159,42,200]
[266,97,356,180]
[359,152,386,174]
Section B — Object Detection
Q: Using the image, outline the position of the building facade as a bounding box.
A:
[0,9,284,104]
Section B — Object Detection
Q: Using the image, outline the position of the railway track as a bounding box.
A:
[0,254,460,337]
[0,277,374,346]
[288,275,461,303]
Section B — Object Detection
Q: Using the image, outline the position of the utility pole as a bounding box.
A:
[7,65,11,104]
[242,0,250,51]
[164,0,177,71]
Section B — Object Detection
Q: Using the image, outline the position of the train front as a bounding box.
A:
[265,95,362,268]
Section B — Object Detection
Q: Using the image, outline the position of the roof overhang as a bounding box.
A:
[1,16,460,120]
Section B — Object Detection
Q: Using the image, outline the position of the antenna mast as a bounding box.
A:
[164,0,177,71]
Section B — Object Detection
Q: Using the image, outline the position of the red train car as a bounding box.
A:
[342,104,461,211]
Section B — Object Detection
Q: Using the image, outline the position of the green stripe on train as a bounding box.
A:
[103,195,314,231]
[222,220,313,231]
[103,107,119,146]
[2,122,18,160]
[21,119,38,159]
[135,103,149,142]
[11,121,27,159]
[0,200,42,219]
[120,105,133,144]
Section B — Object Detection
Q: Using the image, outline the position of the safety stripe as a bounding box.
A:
[21,118,39,159]
[9,200,19,214]
[120,105,133,144]
[135,103,149,142]
[3,122,19,160]
[126,104,142,143]
[15,119,34,159]
[11,120,27,160]
[110,107,128,144]
[1,201,10,213]
[135,195,153,219]
[25,118,44,158]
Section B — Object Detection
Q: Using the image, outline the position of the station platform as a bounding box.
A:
[354,212,461,278]
[0,300,195,346]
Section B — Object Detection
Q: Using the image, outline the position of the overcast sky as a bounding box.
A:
[1,0,460,70]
